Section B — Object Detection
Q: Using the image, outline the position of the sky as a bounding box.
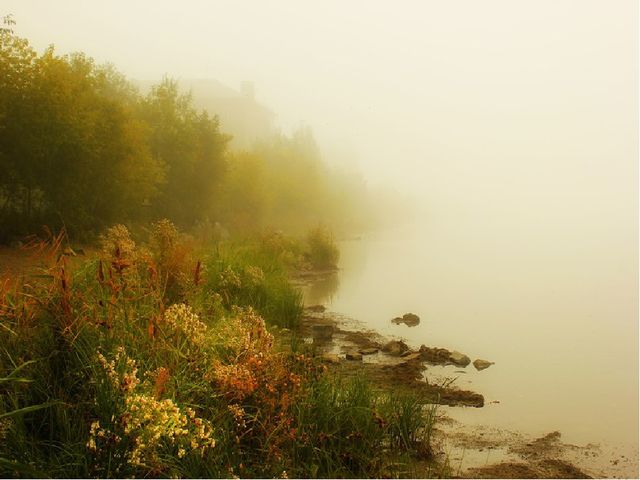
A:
[2,0,638,208]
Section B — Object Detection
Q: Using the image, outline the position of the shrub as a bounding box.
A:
[0,223,438,478]
[306,225,340,269]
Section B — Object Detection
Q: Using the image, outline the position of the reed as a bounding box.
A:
[0,221,439,478]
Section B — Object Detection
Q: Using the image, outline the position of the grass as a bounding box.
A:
[0,221,439,478]
[201,237,304,328]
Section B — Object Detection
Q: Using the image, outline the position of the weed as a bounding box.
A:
[0,222,439,478]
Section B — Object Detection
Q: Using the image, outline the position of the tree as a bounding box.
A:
[0,27,164,239]
[141,79,230,227]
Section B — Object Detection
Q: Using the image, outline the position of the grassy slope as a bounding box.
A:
[0,222,438,478]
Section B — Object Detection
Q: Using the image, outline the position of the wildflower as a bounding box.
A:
[219,266,241,289]
[100,225,137,274]
[87,437,96,451]
[151,219,179,253]
[243,265,264,286]
[97,347,139,393]
[214,307,273,360]
[86,420,111,452]
[89,349,216,468]
[123,394,215,465]
[208,362,258,400]
[163,303,207,345]
[227,404,247,429]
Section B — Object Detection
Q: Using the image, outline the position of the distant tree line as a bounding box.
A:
[0,17,376,243]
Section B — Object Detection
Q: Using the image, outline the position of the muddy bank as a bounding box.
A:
[296,305,625,479]
[299,308,486,408]
[432,418,628,479]
[466,459,591,479]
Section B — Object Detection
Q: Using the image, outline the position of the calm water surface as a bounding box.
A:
[304,210,638,464]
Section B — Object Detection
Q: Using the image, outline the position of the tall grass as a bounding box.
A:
[201,238,304,328]
[289,374,438,478]
[0,221,439,478]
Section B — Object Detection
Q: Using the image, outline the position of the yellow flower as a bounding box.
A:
[164,303,207,345]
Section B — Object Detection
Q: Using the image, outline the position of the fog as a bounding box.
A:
[5,1,637,201]
[2,1,638,474]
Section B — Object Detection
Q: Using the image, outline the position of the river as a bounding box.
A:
[303,208,638,476]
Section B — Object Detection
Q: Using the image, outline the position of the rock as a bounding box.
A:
[402,352,423,362]
[391,313,420,327]
[448,350,471,367]
[473,359,494,371]
[306,304,326,313]
[320,353,340,364]
[345,351,363,361]
[359,347,379,355]
[436,387,484,407]
[381,340,409,356]
[311,324,333,341]
[418,345,451,364]
[402,313,420,326]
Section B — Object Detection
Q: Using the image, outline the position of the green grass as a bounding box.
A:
[0,222,439,478]
[201,239,304,328]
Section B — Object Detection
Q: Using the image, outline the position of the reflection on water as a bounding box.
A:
[304,272,340,305]
[308,214,638,468]
[303,236,370,306]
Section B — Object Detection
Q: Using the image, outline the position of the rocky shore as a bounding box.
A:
[296,304,609,479]
[300,306,488,408]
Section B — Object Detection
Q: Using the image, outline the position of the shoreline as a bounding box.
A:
[295,300,635,479]
[1,246,637,478]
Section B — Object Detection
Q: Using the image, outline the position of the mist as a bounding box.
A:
[0,1,638,477]
[5,1,635,196]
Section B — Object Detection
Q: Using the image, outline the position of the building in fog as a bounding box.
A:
[186,79,275,148]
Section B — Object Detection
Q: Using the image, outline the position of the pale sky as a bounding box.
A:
[3,1,638,210]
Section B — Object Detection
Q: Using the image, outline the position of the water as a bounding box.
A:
[304,210,638,470]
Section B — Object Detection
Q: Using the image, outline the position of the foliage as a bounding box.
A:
[220,128,374,236]
[202,235,304,328]
[0,23,384,244]
[140,79,230,228]
[0,28,227,241]
[305,225,340,269]
[0,27,165,240]
[0,223,438,478]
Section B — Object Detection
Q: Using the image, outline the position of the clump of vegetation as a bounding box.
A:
[0,20,380,244]
[0,222,437,478]
[201,236,304,328]
[305,225,340,270]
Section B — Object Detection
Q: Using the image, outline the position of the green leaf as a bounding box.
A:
[0,401,61,420]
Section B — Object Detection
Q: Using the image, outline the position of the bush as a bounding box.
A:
[306,225,340,270]
[0,222,437,478]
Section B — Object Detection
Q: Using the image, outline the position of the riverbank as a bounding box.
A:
[301,224,639,479]
[293,279,633,478]
[0,226,636,478]
[0,223,445,478]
